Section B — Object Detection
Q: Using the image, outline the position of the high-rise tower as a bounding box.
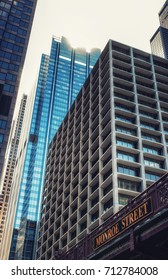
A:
[0,94,27,258]
[159,0,168,28]
[150,1,168,58]
[37,39,168,260]
[0,0,37,180]
[8,36,100,260]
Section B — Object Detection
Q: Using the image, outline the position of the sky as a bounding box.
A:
[15,0,165,114]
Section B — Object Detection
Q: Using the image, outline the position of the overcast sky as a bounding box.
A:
[16,0,165,111]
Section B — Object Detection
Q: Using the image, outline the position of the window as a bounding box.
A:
[138,99,156,108]
[145,172,160,181]
[134,52,150,62]
[117,165,138,176]
[13,1,24,8]
[0,73,6,80]
[103,184,112,196]
[0,134,4,143]
[116,138,136,149]
[70,230,76,240]
[8,63,19,71]
[80,194,87,204]
[0,61,8,70]
[141,121,157,131]
[115,102,134,113]
[80,207,87,218]
[115,114,135,124]
[117,151,137,162]
[25,0,33,7]
[80,221,87,232]
[103,199,113,212]
[91,196,99,208]
[0,11,8,17]
[143,145,161,155]
[91,211,99,222]
[6,73,17,82]
[116,125,136,136]
[21,13,30,20]
[139,110,157,119]
[0,119,7,129]
[118,178,141,192]
[119,194,133,205]
[4,32,15,41]
[141,132,160,143]
[0,19,5,26]
[0,2,11,9]
[0,94,12,116]
[3,84,15,93]
[144,158,162,168]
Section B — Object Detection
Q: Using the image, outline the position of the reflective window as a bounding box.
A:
[145,172,160,181]
[116,138,136,149]
[0,133,4,143]
[118,178,141,192]
[143,145,160,155]
[0,119,7,129]
[117,151,136,162]
[117,164,138,176]
[144,158,162,168]
[116,125,136,136]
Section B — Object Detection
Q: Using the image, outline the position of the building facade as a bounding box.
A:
[159,0,168,29]
[0,94,27,257]
[9,37,100,260]
[0,0,37,180]
[54,172,168,260]
[150,27,168,59]
[1,88,35,260]
[37,39,168,260]
[150,1,168,58]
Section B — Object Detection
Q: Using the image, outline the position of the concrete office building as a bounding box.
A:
[0,0,37,180]
[150,1,168,58]
[37,39,168,260]
[54,172,168,260]
[8,37,100,260]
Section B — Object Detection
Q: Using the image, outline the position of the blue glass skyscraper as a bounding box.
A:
[9,36,100,259]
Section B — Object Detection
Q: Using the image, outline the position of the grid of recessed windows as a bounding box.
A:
[11,37,100,260]
[37,40,168,260]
